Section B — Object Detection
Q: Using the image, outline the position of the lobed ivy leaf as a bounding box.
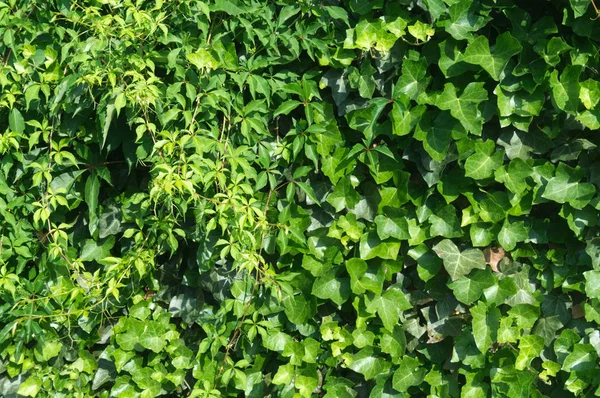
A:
[433,239,486,280]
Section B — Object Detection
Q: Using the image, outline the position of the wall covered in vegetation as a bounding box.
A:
[1,0,600,396]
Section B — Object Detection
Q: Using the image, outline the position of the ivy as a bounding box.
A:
[1,0,600,397]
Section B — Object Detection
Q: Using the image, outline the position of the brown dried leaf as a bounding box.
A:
[484,247,506,272]
[571,303,585,319]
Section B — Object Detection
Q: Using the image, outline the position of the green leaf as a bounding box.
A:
[562,344,598,371]
[17,376,42,397]
[274,100,302,117]
[395,53,430,100]
[380,325,406,360]
[516,335,544,370]
[392,356,426,392]
[442,0,489,41]
[9,108,25,133]
[542,163,595,209]
[498,219,528,251]
[464,145,504,180]
[449,268,496,305]
[433,239,486,280]
[463,32,522,80]
[435,82,488,135]
[283,295,313,324]
[346,258,384,295]
[374,212,410,241]
[211,0,245,15]
[570,0,590,17]
[80,237,115,262]
[365,284,412,331]
[295,181,320,205]
[327,177,361,212]
[550,65,582,114]
[359,232,401,261]
[579,79,600,110]
[494,158,533,195]
[312,271,350,306]
[470,301,500,354]
[584,271,600,299]
[186,49,219,70]
[85,174,100,235]
[429,204,463,238]
[345,348,389,380]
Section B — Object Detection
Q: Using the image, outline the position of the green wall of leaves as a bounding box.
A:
[1,0,600,396]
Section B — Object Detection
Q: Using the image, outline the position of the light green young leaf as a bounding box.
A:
[579,79,600,110]
[516,335,544,370]
[186,49,219,70]
[17,376,42,397]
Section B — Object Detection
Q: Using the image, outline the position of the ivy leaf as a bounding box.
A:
[579,79,600,110]
[392,356,426,392]
[429,204,463,238]
[463,32,522,80]
[346,258,384,295]
[380,326,406,360]
[464,142,504,180]
[516,335,544,370]
[395,53,430,100]
[435,82,488,135]
[449,268,496,305]
[470,301,500,354]
[542,163,595,209]
[17,376,42,397]
[374,212,410,241]
[359,232,401,261]
[433,239,486,280]
[562,344,598,372]
[312,271,350,306]
[283,295,313,324]
[584,271,600,299]
[498,219,529,251]
[344,347,389,380]
[442,0,489,41]
[365,284,412,331]
[570,0,590,17]
[550,65,582,114]
[327,177,361,212]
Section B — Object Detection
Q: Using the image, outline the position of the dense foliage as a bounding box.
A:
[2,0,600,396]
